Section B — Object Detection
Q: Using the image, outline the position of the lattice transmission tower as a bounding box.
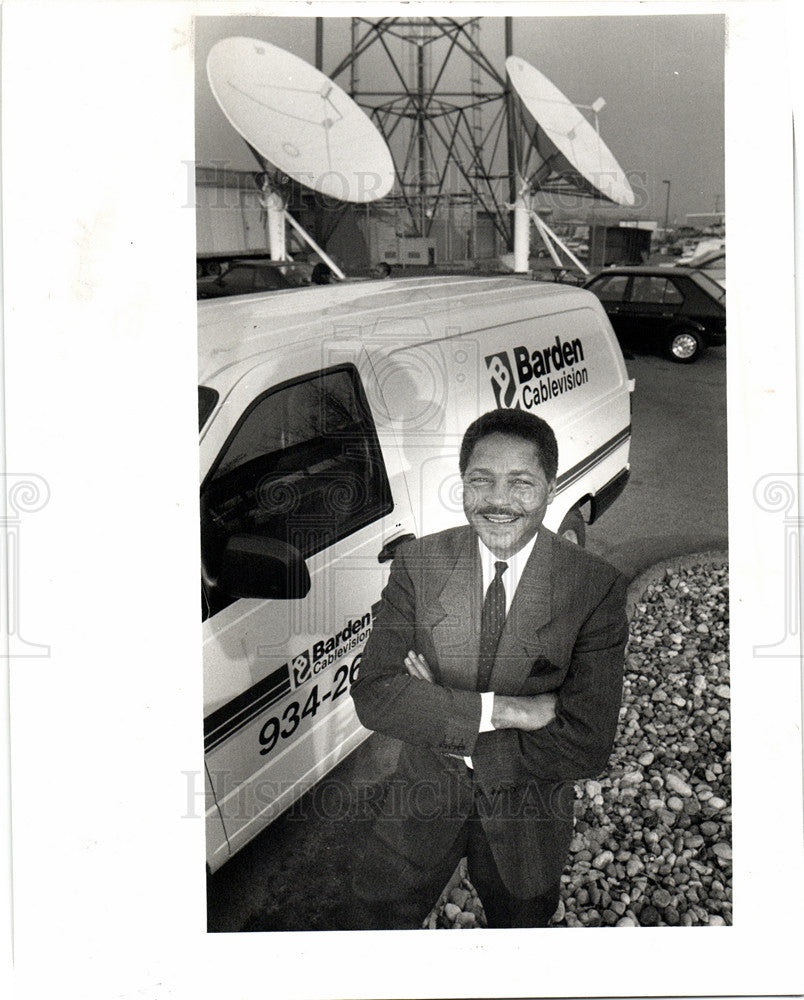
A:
[319,17,521,249]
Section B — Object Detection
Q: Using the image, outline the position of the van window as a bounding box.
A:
[201,366,392,595]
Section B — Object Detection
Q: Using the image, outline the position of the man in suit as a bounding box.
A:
[349,408,628,929]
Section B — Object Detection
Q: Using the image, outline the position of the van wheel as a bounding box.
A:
[557,507,586,547]
[666,325,705,363]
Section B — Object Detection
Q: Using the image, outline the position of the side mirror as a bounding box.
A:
[218,535,311,601]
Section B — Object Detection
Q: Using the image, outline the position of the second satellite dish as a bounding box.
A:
[506,55,635,208]
[207,37,395,203]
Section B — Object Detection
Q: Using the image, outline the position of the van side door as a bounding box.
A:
[200,362,416,869]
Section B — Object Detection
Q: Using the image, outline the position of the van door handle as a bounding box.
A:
[378,533,416,563]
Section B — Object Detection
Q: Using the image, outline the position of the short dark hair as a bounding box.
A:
[459,409,559,481]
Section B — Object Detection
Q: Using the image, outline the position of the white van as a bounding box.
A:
[199,275,632,871]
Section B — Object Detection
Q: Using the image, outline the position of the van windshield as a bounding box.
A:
[199,386,219,430]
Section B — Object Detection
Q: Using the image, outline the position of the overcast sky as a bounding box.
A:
[194,13,725,223]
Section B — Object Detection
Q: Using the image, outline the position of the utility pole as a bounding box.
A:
[662,179,671,233]
[315,18,323,70]
[505,18,518,220]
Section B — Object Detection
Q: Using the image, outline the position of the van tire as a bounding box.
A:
[666,325,705,364]
[557,506,586,547]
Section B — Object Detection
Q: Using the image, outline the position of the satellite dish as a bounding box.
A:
[207,37,395,203]
[506,55,635,207]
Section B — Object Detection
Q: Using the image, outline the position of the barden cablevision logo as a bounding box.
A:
[486,336,589,410]
[285,612,373,688]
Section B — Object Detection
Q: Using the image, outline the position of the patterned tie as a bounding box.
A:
[477,560,508,692]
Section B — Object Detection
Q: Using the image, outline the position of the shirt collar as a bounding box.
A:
[478,531,538,605]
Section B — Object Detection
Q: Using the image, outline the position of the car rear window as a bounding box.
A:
[689,270,726,304]
[251,267,290,291]
[276,265,310,287]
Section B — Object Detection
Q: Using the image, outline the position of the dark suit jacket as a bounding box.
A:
[350,524,627,897]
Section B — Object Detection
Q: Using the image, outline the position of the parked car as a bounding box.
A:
[677,238,725,266]
[583,266,726,363]
[197,260,311,299]
[679,248,725,290]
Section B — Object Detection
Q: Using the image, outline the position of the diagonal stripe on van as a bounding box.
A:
[555,425,631,494]
[204,663,291,753]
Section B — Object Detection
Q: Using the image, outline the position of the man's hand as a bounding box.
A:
[491,692,558,731]
[403,650,434,683]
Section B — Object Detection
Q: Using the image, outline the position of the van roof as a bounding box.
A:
[198,274,595,387]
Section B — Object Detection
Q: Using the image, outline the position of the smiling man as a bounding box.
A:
[349,409,628,929]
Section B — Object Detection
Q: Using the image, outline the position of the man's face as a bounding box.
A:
[462,432,556,559]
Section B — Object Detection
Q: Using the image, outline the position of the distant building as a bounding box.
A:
[685,212,725,230]
[589,224,652,268]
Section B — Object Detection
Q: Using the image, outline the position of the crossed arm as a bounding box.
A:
[403,651,558,731]
[351,548,559,754]
[471,574,628,787]
[405,571,627,786]
[351,542,626,779]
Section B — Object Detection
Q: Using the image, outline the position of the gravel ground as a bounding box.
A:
[427,555,731,929]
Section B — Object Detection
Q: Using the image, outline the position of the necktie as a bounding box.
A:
[477,560,508,692]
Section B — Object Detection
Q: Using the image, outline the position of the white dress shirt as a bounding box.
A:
[464,531,539,767]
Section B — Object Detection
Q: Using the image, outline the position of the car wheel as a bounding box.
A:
[666,326,705,363]
[557,506,586,547]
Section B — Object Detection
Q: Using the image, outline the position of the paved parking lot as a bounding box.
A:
[586,344,727,577]
[207,342,728,932]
